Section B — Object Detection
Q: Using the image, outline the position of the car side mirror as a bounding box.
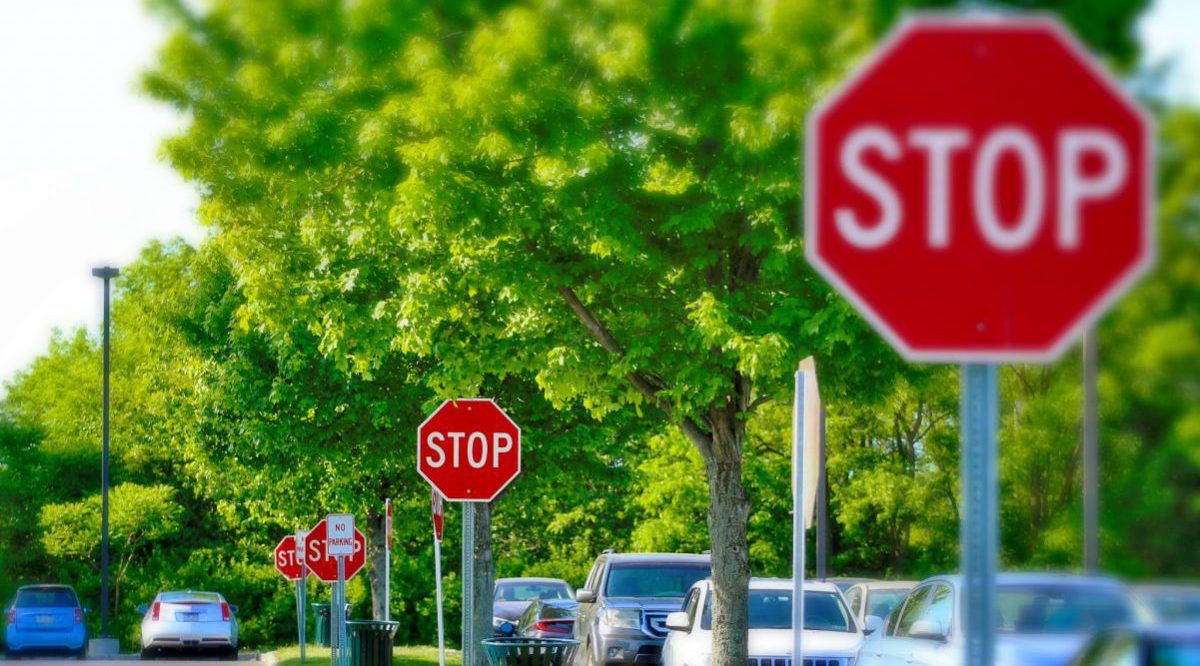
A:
[864,615,883,635]
[230,605,239,615]
[664,611,690,632]
[575,590,596,604]
[137,604,149,614]
[909,619,948,642]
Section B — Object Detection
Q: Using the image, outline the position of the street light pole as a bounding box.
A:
[92,266,118,639]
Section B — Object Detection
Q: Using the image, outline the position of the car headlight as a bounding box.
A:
[600,608,641,630]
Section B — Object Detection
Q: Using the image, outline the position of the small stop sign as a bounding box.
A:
[274,535,304,581]
[417,399,521,502]
[805,16,1153,361]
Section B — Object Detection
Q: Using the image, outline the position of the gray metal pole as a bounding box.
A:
[462,505,475,666]
[816,406,828,580]
[1083,329,1099,574]
[791,369,806,665]
[961,364,998,666]
[92,266,118,638]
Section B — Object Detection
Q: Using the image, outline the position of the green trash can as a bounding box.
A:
[347,621,399,666]
[312,604,331,648]
[481,638,579,666]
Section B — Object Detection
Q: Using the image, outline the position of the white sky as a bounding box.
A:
[1,0,1199,388]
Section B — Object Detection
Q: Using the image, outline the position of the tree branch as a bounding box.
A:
[557,286,713,457]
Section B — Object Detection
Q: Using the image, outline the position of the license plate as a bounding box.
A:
[36,615,54,624]
[176,612,200,622]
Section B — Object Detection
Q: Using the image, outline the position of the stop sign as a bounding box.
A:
[273,535,304,581]
[417,399,521,502]
[304,518,366,582]
[805,16,1153,362]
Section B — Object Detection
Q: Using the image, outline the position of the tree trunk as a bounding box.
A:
[703,416,751,666]
[469,502,495,666]
[366,510,388,621]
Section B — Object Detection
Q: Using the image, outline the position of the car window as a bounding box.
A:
[496,582,572,601]
[845,587,862,617]
[919,584,953,636]
[701,590,853,632]
[997,584,1134,635]
[604,562,711,599]
[892,585,933,637]
[682,589,701,629]
[15,588,78,608]
[868,589,910,620]
[585,559,604,594]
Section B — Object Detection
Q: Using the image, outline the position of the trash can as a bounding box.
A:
[347,621,399,666]
[313,603,353,647]
[313,604,331,647]
[481,638,580,666]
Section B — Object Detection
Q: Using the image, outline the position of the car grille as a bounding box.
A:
[642,612,670,637]
[749,658,848,666]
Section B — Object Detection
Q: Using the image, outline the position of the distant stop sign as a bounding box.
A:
[303,518,366,582]
[273,535,304,581]
[805,16,1153,362]
[417,399,521,502]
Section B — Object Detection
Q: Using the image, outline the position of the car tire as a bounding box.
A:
[140,647,157,660]
[222,647,239,661]
[4,650,20,661]
[73,647,87,660]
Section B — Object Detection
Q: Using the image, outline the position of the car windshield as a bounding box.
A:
[702,590,854,633]
[997,584,1133,634]
[496,582,571,602]
[15,588,78,608]
[867,590,909,619]
[1143,592,1200,622]
[604,563,711,599]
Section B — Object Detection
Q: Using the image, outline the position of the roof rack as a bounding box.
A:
[602,548,616,555]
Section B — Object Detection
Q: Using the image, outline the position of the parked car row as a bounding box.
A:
[4,585,239,660]
[495,551,1200,666]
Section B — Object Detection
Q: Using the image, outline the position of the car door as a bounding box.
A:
[907,583,955,666]
[861,584,933,666]
[574,557,606,663]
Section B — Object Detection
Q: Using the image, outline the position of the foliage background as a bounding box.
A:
[2,0,1197,652]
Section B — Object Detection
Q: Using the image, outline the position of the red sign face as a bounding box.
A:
[274,535,304,581]
[805,16,1153,362]
[304,518,366,582]
[418,399,521,502]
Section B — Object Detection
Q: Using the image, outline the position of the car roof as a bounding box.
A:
[923,572,1128,588]
[18,584,75,591]
[690,578,841,593]
[496,577,569,584]
[605,553,711,563]
[853,581,918,590]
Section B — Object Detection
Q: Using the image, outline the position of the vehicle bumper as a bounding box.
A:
[4,625,87,651]
[143,621,235,650]
[594,633,665,665]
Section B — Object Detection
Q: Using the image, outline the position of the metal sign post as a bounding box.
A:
[433,491,446,666]
[461,504,475,666]
[297,529,308,665]
[335,557,348,666]
[961,365,999,666]
[1083,330,1100,573]
[791,368,806,666]
[385,499,393,622]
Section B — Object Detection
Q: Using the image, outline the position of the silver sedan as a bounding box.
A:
[138,590,239,660]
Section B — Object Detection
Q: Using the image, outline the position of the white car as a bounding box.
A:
[843,581,916,628]
[662,578,863,666]
[856,573,1139,666]
[138,590,239,660]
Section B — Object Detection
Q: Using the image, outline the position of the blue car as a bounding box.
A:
[4,585,88,658]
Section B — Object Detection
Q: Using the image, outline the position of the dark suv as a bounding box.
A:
[573,552,711,666]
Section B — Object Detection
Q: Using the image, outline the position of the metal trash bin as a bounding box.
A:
[313,604,331,647]
[481,638,580,666]
[347,621,399,666]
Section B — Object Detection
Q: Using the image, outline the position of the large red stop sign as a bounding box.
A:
[805,16,1153,362]
[417,399,521,502]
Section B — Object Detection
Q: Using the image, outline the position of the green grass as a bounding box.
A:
[274,644,463,666]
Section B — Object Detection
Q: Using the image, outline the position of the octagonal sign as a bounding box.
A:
[805,16,1153,362]
[417,399,521,502]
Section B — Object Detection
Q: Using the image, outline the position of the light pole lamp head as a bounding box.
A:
[91,266,119,280]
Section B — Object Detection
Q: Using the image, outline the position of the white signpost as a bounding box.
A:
[327,514,354,666]
[792,357,821,665]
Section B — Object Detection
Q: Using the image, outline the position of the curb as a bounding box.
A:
[260,651,278,665]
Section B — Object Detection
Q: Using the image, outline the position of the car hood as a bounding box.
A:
[995,634,1090,666]
[604,598,686,613]
[747,629,863,658]
[493,601,533,620]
